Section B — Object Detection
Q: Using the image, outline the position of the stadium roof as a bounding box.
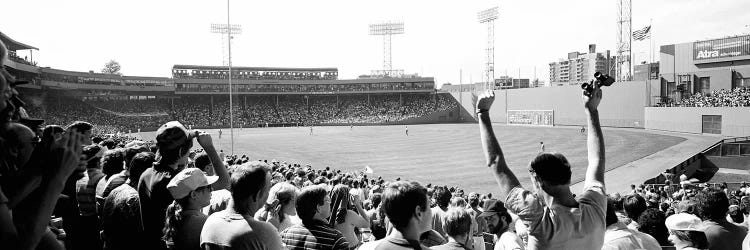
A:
[173,64,337,72]
[0,31,38,51]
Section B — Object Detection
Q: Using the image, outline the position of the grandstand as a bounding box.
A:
[2,29,748,195]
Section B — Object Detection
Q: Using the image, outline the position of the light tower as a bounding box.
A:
[209,0,242,155]
[616,0,632,81]
[369,22,404,77]
[478,7,499,90]
[211,23,242,66]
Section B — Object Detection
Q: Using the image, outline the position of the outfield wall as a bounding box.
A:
[645,107,750,137]
[449,81,649,128]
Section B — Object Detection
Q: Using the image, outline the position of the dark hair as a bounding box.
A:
[83,144,103,169]
[529,152,572,186]
[102,139,116,150]
[129,152,155,185]
[156,139,193,167]
[729,206,744,223]
[670,230,710,249]
[371,193,383,209]
[383,181,428,229]
[329,184,351,226]
[194,152,211,172]
[606,198,619,226]
[41,125,63,139]
[623,194,647,222]
[694,188,729,221]
[296,185,328,223]
[434,186,452,208]
[124,146,149,170]
[101,148,125,178]
[162,197,190,248]
[67,121,93,133]
[637,208,669,245]
[230,161,271,214]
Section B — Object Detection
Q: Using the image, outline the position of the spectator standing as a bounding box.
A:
[280,184,350,250]
[475,83,607,249]
[200,161,284,249]
[602,198,660,250]
[367,193,388,240]
[694,188,747,250]
[254,182,301,232]
[359,181,433,250]
[432,208,475,250]
[623,194,648,230]
[476,200,524,250]
[73,144,106,250]
[139,121,229,250]
[329,184,370,249]
[638,208,670,246]
[431,186,452,239]
[665,213,710,250]
[465,192,487,237]
[101,151,154,250]
[163,168,217,250]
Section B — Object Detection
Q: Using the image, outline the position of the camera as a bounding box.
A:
[581,72,615,94]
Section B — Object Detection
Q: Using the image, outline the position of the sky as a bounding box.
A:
[2,0,749,88]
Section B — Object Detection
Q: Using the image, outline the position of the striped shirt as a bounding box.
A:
[280,220,350,250]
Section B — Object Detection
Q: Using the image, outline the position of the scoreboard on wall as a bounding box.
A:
[507,110,554,126]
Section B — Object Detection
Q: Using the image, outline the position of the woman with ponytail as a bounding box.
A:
[162,168,216,250]
[330,184,370,249]
[254,182,301,232]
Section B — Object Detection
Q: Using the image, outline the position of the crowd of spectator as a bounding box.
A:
[657,87,750,107]
[18,93,458,132]
[176,82,433,93]
[7,38,750,250]
[172,68,338,81]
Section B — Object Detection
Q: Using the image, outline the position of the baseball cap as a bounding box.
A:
[477,199,507,218]
[167,168,218,200]
[155,121,194,151]
[665,213,703,231]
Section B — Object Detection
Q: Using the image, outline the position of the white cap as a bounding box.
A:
[167,168,218,199]
[665,213,703,231]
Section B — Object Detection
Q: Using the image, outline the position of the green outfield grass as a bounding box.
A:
[140,124,686,194]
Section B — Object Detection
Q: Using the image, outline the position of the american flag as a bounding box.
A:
[633,25,651,41]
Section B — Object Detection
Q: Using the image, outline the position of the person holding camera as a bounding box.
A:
[476,79,607,249]
[329,184,371,248]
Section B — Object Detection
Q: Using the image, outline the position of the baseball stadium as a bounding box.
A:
[4,29,749,195]
[2,13,750,248]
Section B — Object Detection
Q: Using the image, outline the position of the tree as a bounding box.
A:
[101,60,122,75]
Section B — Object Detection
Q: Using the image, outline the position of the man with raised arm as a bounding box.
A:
[476,83,607,249]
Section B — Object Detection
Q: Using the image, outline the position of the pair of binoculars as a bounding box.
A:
[581,72,616,94]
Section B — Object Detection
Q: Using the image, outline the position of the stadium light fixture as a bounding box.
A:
[369,21,404,77]
[477,7,499,90]
[209,0,242,155]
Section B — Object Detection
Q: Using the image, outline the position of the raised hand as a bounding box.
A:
[266,199,281,227]
[476,90,495,112]
[53,129,83,180]
[195,130,214,148]
[583,80,603,111]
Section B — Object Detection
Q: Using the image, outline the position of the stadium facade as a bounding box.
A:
[658,34,750,103]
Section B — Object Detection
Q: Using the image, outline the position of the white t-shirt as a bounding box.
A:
[505,185,607,250]
[494,231,525,250]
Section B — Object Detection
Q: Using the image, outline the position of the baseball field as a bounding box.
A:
[140,123,686,194]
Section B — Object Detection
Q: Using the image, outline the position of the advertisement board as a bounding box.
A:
[693,35,750,62]
[507,110,554,126]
